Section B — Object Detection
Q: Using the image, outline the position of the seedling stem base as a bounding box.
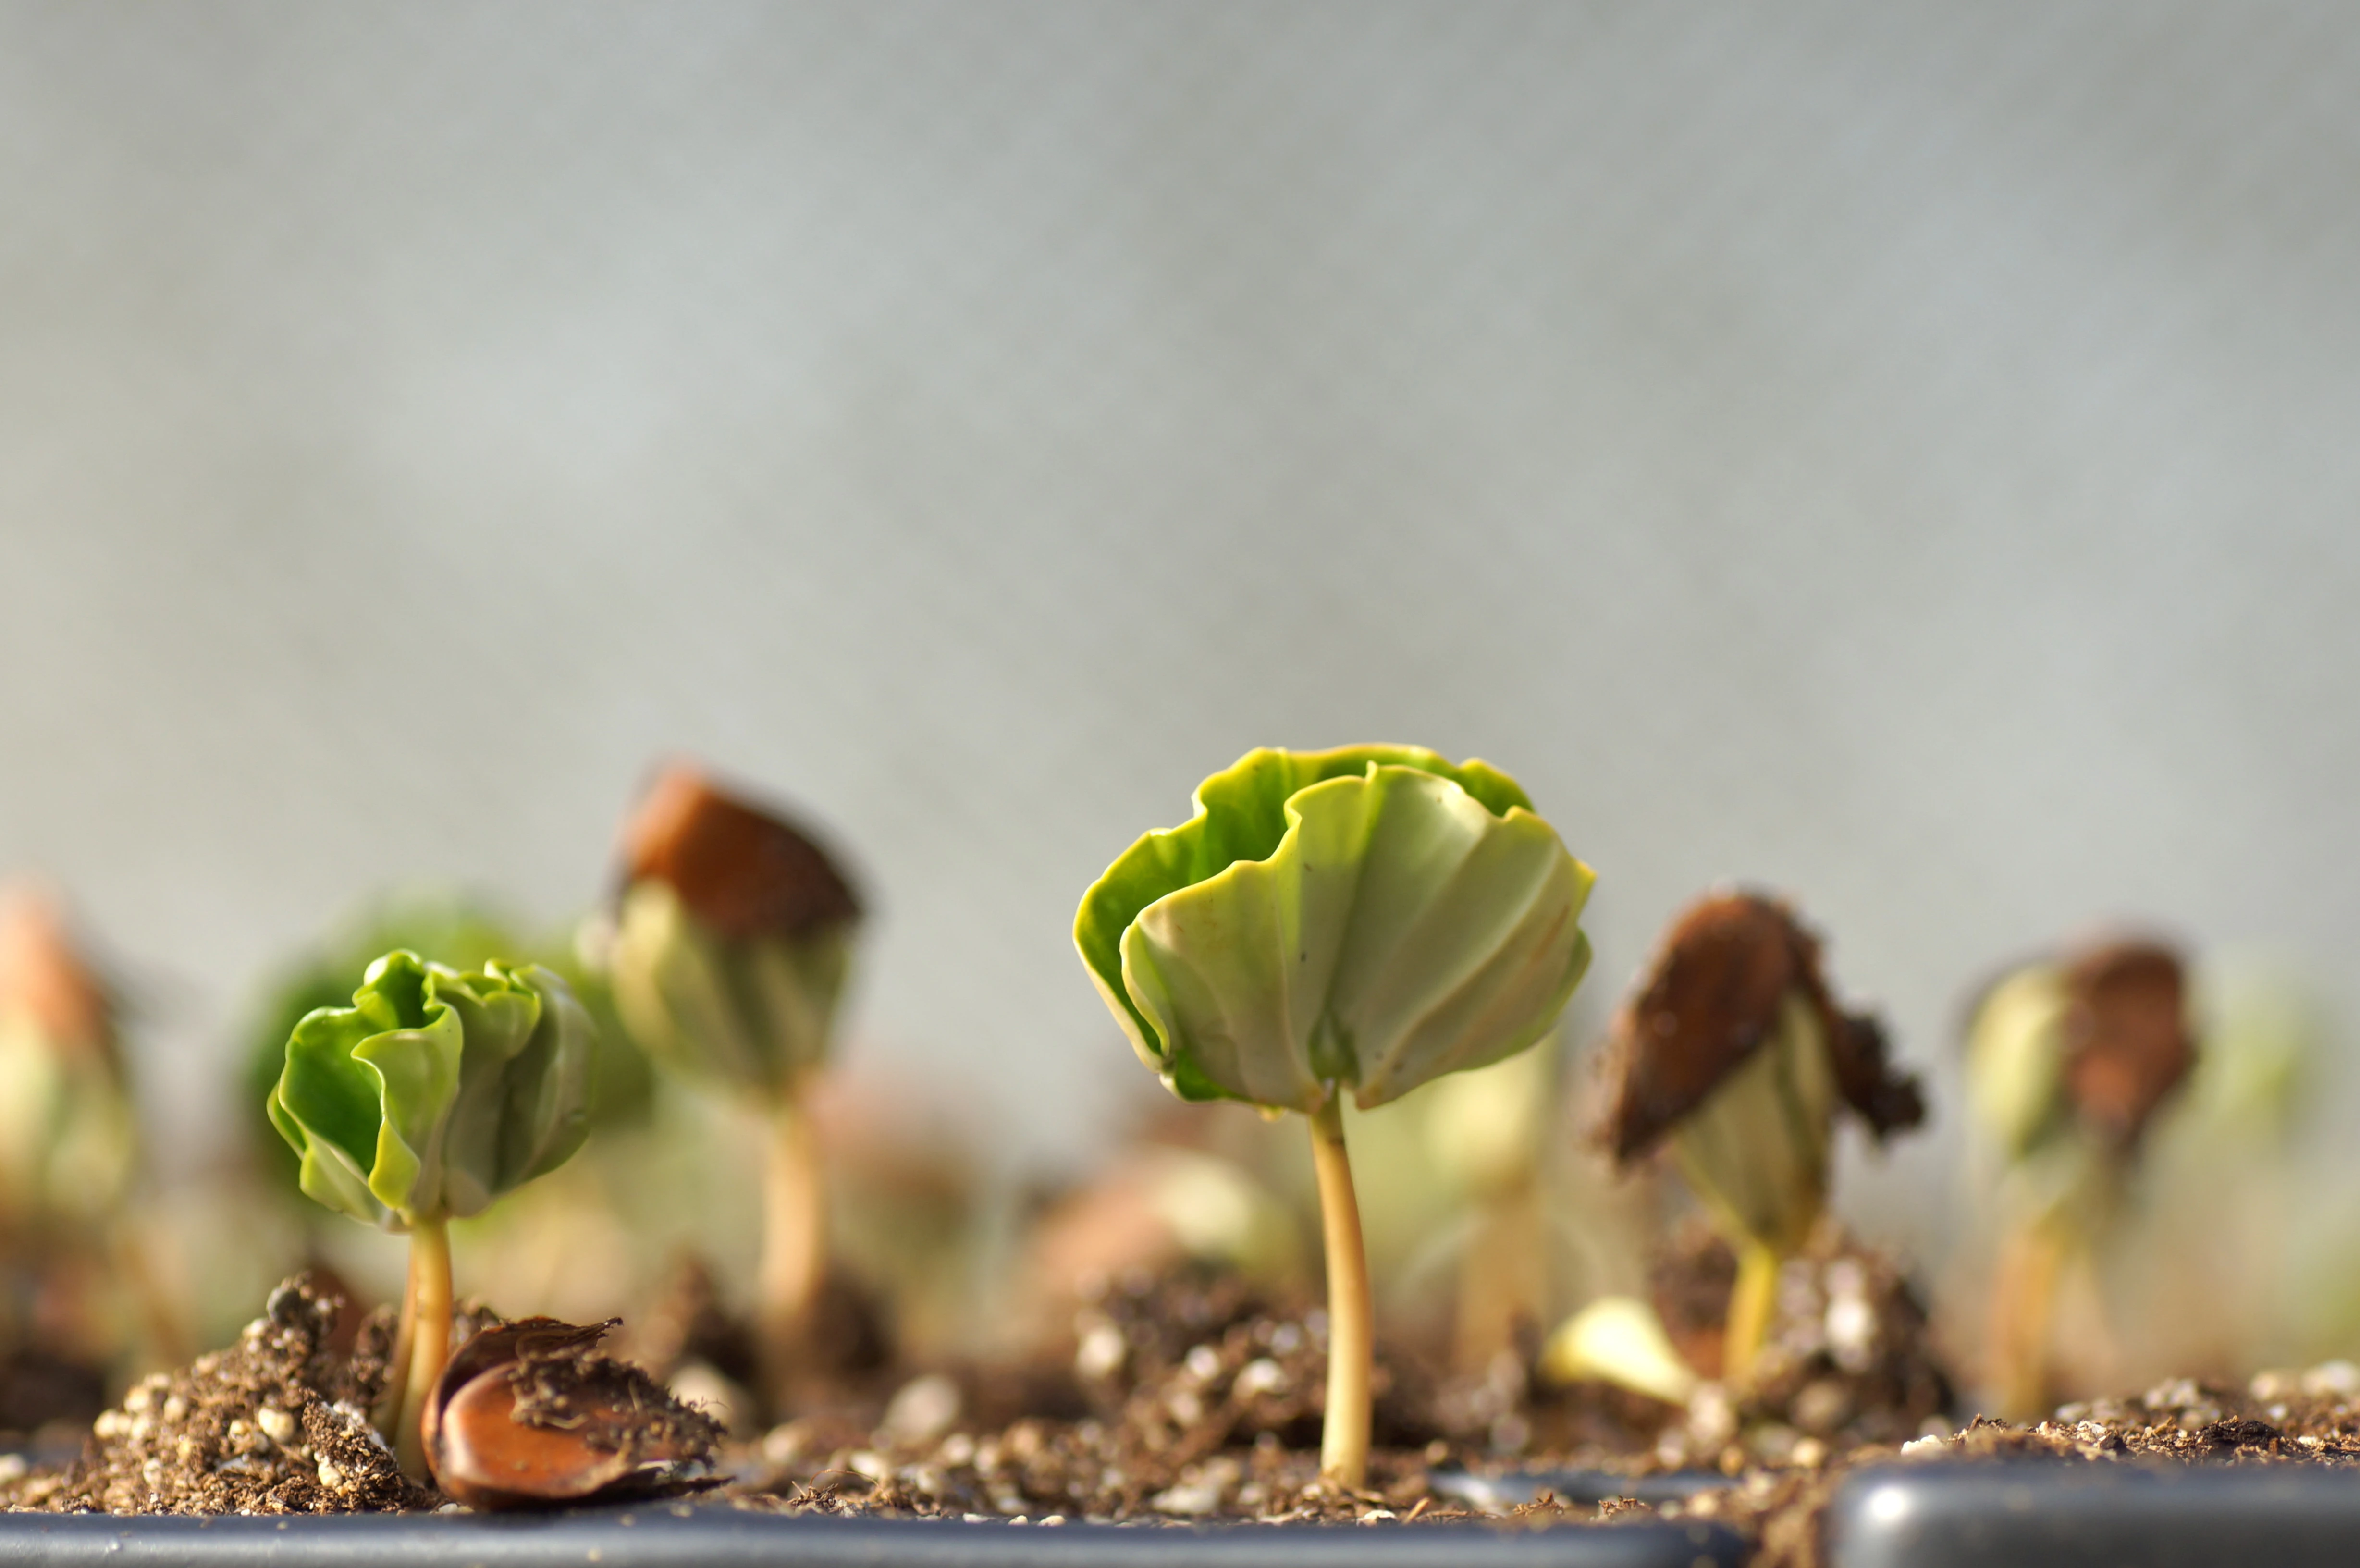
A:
[1308,1095,1371,1489]
[392,1215,452,1481]
[1723,1238,1780,1388]
[758,1087,828,1403]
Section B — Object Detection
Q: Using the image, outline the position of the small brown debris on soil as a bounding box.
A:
[3,1273,429,1515]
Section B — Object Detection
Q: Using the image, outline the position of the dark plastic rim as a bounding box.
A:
[1828,1460,2360,1568]
[0,1502,1745,1567]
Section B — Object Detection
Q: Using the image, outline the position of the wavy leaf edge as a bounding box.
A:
[1074,745,1589,1110]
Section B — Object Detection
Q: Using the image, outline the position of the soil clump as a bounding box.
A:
[2,1273,424,1514]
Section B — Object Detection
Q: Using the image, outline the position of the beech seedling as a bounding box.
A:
[0,885,136,1241]
[0,883,184,1364]
[267,951,593,1477]
[1076,744,1593,1486]
[604,762,861,1405]
[1597,893,1921,1387]
[1965,937,2194,1418]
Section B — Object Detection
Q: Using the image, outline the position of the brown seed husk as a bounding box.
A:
[1596,893,1921,1164]
[620,764,860,940]
[424,1317,721,1510]
[2058,939,2193,1148]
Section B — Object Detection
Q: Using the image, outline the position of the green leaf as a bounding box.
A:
[266,950,594,1228]
[1964,963,2070,1160]
[1075,746,1592,1112]
[1667,992,1836,1253]
[607,880,851,1095]
[238,895,654,1205]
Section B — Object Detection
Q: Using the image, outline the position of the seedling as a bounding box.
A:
[1422,1046,1555,1373]
[267,951,594,1478]
[603,763,861,1405]
[1965,937,2193,1418]
[0,885,136,1243]
[240,895,651,1202]
[1076,744,1594,1486]
[0,884,181,1365]
[1597,893,1921,1388]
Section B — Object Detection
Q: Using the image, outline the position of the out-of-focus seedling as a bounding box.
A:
[603,763,861,1406]
[1076,745,1593,1486]
[1597,892,1922,1389]
[1423,1044,1557,1373]
[268,951,593,1477]
[0,886,136,1246]
[1965,937,2194,1419]
[0,883,181,1370]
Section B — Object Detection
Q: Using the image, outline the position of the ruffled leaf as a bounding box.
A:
[267,951,594,1227]
[1076,746,1591,1112]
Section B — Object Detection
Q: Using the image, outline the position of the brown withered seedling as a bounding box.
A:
[1595,892,1923,1383]
[1968,934,2196,1418]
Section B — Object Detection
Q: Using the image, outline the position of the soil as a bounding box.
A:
[0,1274,719,1516]
[7,1262,2360,1568]
[1635,1221,1956,1463]
[1575,1369,2360,1568]
[0,1348,105,1446]
[0,1274,426,1514]
[724,1245,1955,1530]
[741,1265,1467,1525]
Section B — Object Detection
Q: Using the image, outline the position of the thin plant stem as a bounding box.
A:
[1991,1215,2068,1421]
[372,1249,421,1439]
[757,1086,828,1408]
[393,1215,453,1482]
[1309,1096,1372,1489]
[1452,1175,1542,1375]
[1723,1237,1782,1387]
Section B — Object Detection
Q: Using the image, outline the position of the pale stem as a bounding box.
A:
[393,1215,453,1482]
[1309,1096,1373,1490]
[1723,1237,1782,1388]
[757,1085,829,1406]
[371,1249,420,1438]
[1991,1216,2068,1421]
[1452,1175,1542,1375]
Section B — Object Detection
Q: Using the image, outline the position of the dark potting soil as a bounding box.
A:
[1632,1222,1956,1467]
[7,1264,2360,1568]
[0,1274,427,1514]
[736,1266,1502,1526]
[720,1251,1955,1532]
[0,1274,722,1516]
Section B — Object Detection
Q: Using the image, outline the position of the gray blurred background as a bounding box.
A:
[1,2,2356,1260]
